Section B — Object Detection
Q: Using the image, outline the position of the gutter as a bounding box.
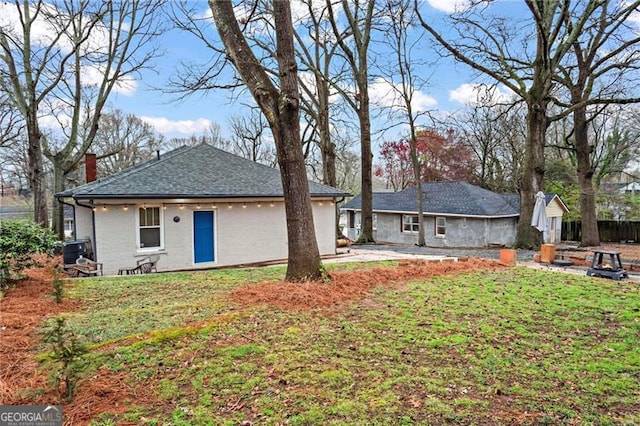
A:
[340,208,520,220]
[71,192,350,200]
[74,198,97,261]
[57,197,76,239]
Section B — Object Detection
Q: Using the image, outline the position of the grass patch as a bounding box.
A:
[37,265,640,423]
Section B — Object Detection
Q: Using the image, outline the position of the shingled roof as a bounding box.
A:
[58,144,349,200]
[342,182,520,218]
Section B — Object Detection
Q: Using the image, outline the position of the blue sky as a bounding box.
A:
[9,1,638,146]
[84,1,533,143]
[102,1,511,141]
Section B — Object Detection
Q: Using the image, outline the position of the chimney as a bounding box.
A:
[85,153,97,183]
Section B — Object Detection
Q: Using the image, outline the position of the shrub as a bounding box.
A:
[52,268,64,303]
[41,317,87,401]
[0,220,59,287]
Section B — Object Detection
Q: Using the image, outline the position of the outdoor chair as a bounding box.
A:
[136,254,159,274]
[118,254,159,275]
[74,257,103,277]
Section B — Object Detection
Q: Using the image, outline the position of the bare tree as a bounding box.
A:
[326,0,377,243]
[0,91,23,148]
[416,1,598,248]
[293,0,341,188]
[553,0,640,246]
[456,100,527,193]
[0,131,30,197]
[0,0,164,236]
[377,0,431,245]
[87,110,164,177]
[164,122,231,152]
[210,0,323,281]
[228,110,277,166]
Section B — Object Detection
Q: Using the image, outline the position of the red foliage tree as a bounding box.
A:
[376,128,477,189]
[375,140,413,190]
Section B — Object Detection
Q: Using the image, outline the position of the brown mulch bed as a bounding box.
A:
[0,255,154,423]
[11,245,637,423]
[1,255,504,423]
[0,255,76,405]
[231,258,504,312]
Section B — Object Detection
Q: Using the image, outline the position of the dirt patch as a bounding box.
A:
[589,243,640,262]
[231,258,504,312]
[551,243,640,271]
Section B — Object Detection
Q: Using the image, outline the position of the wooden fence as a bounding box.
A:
[562,221,640,243]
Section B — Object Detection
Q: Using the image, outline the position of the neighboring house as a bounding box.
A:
[341,182,567,247]
[0,195,32,220]
[62,204,75,239]
[619,182,640,195]
[56,144,349,275]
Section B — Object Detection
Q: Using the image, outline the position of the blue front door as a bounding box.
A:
[194,211,215,263]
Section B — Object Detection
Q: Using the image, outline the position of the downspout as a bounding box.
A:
[57,196,76,240]
[74,198,97,261]
[335,196,346,239]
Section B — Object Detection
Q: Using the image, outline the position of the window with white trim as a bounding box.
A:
[402,214,419,233]
[435,216,446,237]
[137,206,163,249]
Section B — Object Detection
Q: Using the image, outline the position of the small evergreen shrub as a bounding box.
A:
[52,268,64,303]
[41,317,88,401]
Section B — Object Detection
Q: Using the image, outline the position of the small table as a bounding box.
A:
[586,249,628,280]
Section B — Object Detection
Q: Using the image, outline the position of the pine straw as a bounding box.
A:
[0,255,153,424]
[231,258,505,312]
[1,255,504,423]
[1,255,69,405]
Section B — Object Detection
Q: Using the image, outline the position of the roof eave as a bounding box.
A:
[340,207,519,219]
[71,192,348,200]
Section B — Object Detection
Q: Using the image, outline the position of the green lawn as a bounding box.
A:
[50,263,640,425]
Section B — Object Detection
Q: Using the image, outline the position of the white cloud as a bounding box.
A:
[449,83,512,106]
[0,2,137,97]
[80,65,137,96]
[628,10,640,27]
[290,0,329,23]
[140,116,214,135]
[369,77,438,112]
[412,90,439,111]
[425,0,472,13]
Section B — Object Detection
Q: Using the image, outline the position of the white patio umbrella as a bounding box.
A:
[531,191,548,233]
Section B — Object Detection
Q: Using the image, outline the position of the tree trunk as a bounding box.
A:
[27,117,48,227]
[316,75,341,238]
[410,130,425,246]
[573,104,600,246]
[210,0,322,281]
[515,103,546,249]
[276,116,322,281]
[317,76,336,188]
[318,118,340,238]
[415,183,425,246]
[357,92,375,244]
[51,157,66,239]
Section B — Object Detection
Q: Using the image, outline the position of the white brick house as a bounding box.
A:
[57,144,348,275]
